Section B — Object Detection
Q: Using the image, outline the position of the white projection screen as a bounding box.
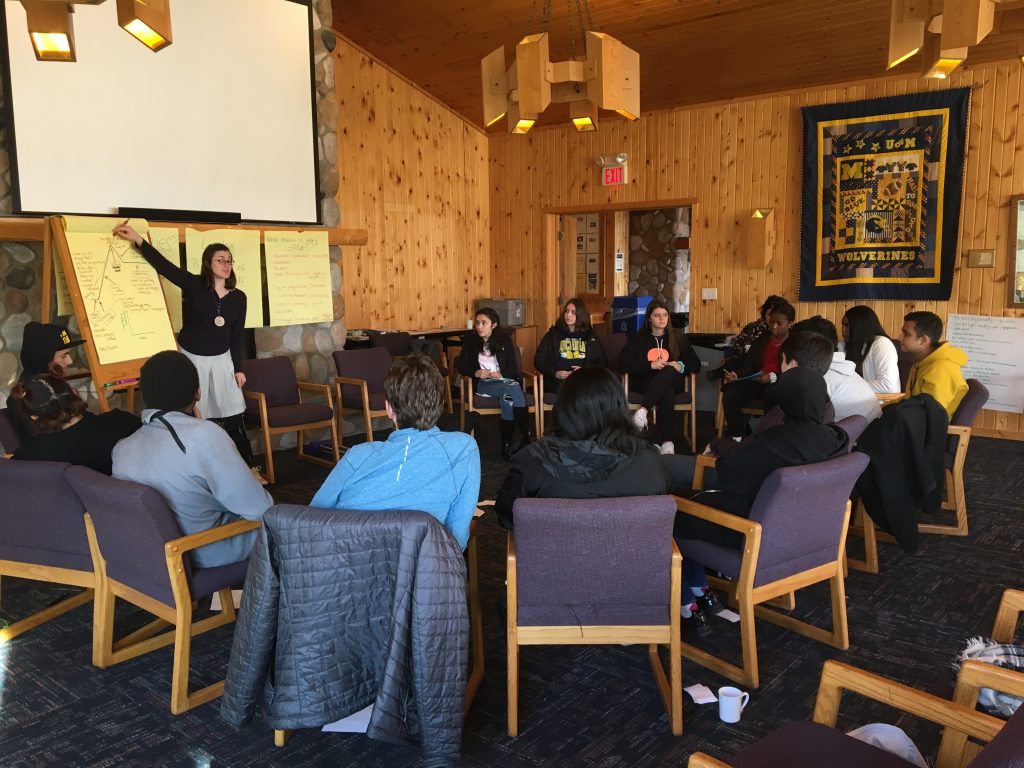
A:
[1,0,320,223]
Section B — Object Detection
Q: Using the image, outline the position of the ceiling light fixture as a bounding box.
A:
[480,0,639,134]
[886,0,998,78]
[116,0,172,52]
[21,1,77,62]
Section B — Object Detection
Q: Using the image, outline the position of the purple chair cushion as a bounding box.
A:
[598,333,628,375]
[241,356,299,408]
[835,414,869,447]
[0,460,91,572]
[674,392,693,406]
[333,348,391,409]
[370,332,413,356]
[0,407,22,454]
[473,393,536,409]
[66,466,184,606]
[971,704,1024,767]
[627,390,645,405]
[512,496,676,627]
[947,379,990,460]
[543,393,557,405]
[732,721,916,767]
[246,403,333,429]
[190,559,249,600]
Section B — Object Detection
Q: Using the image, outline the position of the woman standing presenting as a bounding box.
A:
[112,224,254,466]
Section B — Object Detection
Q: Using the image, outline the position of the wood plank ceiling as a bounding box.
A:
[332,0,1024,129]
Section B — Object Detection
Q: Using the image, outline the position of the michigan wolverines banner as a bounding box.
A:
[799,89,969,301]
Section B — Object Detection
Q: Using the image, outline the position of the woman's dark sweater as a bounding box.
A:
[13,409,141,475]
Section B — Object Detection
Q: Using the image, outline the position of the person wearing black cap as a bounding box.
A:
[18,321,86,382]
[112,223,254,467]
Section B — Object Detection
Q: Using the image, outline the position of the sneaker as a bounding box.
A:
[681,603,712,637]
[659,441,675,455]
[697,590,724,616]
[632,407,649,430]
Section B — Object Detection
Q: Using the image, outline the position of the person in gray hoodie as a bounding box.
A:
[112,351,273,568]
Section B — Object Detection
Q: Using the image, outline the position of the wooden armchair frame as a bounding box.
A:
[274,520,487,748]
[847,423,974,575]
[674,493,851,690]
[506,532,683,737]
[244,381,339,485]
[334,375,391,447]
[0,559,94,642]
[690,658,1023,768]
[714,387,765,438]
[623,371,698,453]
[84,513,260,715]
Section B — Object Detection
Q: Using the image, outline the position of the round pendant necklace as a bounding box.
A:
[214,294,226,327]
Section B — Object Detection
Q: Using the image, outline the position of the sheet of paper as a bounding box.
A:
[264,230,332,326]
[684,684,718,704]
[210,589,243,612]
[149,227,184,334]
[185,228,263,328]
[947,313,1024,413]
[716,608,741,623]
[61,216,177,365]
[322,704,373,733]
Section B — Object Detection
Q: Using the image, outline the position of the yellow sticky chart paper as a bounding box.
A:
[52,242,73,316]
[61,216,177,366]
[185,228,263,328]
[264,231,333,326]
[149,227,184,333]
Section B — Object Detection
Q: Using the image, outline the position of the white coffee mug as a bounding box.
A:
[466,319,474,329]
[718,686,749,723]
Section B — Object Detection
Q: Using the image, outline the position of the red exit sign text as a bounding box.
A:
[602,165,626,186]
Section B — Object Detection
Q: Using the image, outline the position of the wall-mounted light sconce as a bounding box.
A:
[596,153,628,167]
[116,0,173,51]
[22,1,77,62]
[746,208,775,269]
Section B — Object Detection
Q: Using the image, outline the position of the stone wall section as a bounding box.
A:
[628,207,691,313]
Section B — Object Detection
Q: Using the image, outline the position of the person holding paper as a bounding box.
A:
[618,300,702,455]
[113,224,254,468]
[719,301,795,438]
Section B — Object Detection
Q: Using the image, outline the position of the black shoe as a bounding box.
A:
[681,604,712,638]
[697,590,724,616]
[501,441,514,462]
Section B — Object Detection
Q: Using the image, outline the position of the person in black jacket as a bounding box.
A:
[112,223,254,466]
[534,297,606,396]
[720,300,795,437]
[11,374,140,475]
[495,365,668,529]
[674,365,849,623]
[456,307,532,460]
[618,300,702,454]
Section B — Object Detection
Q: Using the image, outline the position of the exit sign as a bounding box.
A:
[602,165,627,186]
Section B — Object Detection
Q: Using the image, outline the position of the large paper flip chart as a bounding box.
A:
[185,228,263,328]
[265,231,333,326]
[946,313,1024,413]
[149,227,184,333]
[61,216,178,365]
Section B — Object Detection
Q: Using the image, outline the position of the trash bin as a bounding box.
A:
[611,296,654,336]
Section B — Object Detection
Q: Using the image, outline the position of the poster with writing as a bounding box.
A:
[946,314,1024,413]
[185,228,263,328]
[61,216,177,365]
[264,231,333,326]
[149,227,184,333]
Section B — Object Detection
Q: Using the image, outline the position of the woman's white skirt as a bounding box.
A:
[181,349,245,419]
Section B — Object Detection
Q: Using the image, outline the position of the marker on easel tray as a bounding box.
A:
[104,378,139,388]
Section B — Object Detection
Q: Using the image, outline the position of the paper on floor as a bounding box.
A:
[210,589,243,611]
[716,608,741,623]
[322,704,373,733]
[684,684,718,704]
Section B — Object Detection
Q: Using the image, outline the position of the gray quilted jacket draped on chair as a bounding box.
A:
[220,505,469,766]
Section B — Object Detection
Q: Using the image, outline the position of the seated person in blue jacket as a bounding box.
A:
[113,351,273,568]
[312,353,480,550]
[618,299,702,455]
[719,300,795,438]
[672,364,849,629]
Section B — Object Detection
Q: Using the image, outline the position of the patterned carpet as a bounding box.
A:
[1,417,1021,767]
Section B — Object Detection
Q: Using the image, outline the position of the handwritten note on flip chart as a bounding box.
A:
[946,313,1024,413]
[185,228,263,328]
[264,231,332,326]
[149,227,184,333]
[61,216,178,365]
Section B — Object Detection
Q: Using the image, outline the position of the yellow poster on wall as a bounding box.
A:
[61,216,178,365]
[264,231,332,326]
[149,227,184,333]
[185,228,263,328]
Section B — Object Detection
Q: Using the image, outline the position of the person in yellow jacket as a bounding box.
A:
[895,311,968,419]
